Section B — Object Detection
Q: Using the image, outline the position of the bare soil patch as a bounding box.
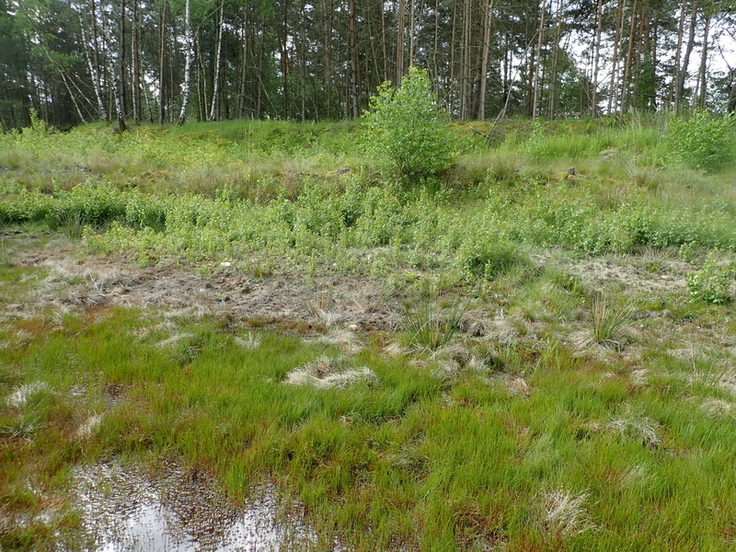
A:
[18,242,400,332]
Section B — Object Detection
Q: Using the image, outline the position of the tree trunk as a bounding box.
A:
[409,0,415,66]
[168,10,177,122]
[608,0,626,114]
[397,0,405,84]
[90,0,107,120]
[323,0,333,118]
[158,1,166,125]
[432,0,440,88]
[548,0,563,118]
[178,0,192,125]
[671,0,687,109]
[300,0,307,121]
[695,7,710,109]
[591,0,603,116]
[132,0,141,124]
[478,0,494,121]
[675,0,697,114]
[449,0,457,111]
[238,9,249,119]
[257,18,266,118]
[459,0,472,119]
[46,47,87,124]
[380,0,388,83]
[348,0,359,117]
[209,0,224,121]
[532,0,547,119]
[196,30,207,121]
[366,4,382,96]
[526,37,535,116]
[116,0,126,132]
[503,33,510,113]
[278,1,290,119]
[621,0,638,112]
[143,79,154,123]
[79,9,106,120]
[648,9,658,110]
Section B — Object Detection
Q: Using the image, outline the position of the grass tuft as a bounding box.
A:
[402,293,468,351]
[590,295,635,348]
[541,489,593,538]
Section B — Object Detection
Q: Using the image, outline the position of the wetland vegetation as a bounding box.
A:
[2,109,736,551]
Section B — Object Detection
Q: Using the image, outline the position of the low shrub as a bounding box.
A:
[687,250,735,304]
[458,238,530,280]
[669,111,736,172]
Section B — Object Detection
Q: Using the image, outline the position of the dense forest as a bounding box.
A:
[1,0,735,131]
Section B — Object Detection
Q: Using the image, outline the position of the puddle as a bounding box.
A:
[72,462,315,551]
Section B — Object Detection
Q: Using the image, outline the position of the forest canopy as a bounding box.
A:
[1,0,735,131]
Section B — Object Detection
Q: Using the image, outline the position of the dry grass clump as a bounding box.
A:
[233,332,262,350]
[307,328,362,355]
[541,489,593,537]
[402,293,468,351]
[700,398,735,418]
[284,355,376,389]
[607,411,661,448]
[629,368,649,387]
[5,382,47,408]
[75,414,103,439]
[156,333,196,348]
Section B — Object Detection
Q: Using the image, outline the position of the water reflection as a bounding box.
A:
[73,462,313,552]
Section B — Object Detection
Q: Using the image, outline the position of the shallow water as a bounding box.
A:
[72,462,314,552]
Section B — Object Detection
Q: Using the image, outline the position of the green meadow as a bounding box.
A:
[2,113,736,551]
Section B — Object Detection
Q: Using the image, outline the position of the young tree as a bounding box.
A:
[363,66,453,179]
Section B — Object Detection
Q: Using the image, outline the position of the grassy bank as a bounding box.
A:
[2,116,736,550]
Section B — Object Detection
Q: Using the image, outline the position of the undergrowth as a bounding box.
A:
[2,117,736,551]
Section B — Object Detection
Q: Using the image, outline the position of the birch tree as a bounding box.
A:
[177,0,192,125]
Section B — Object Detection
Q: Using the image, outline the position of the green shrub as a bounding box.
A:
[0,182,51,223]
[669,112,736,172]
[457,238,529,280]
[47,182,127,230]
[687,250,735,304]
[363,67,453,179]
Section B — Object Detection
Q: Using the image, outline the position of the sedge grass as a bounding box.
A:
[4,301,736,550]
